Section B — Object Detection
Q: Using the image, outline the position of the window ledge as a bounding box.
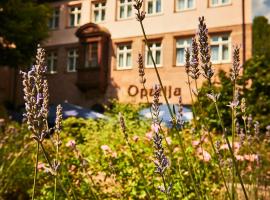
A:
[146,12,164,18]
[209,3,232,8]
[116,67,133,71]
[175,8,196,13]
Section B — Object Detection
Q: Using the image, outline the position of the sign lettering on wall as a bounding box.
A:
[127,85,181,99]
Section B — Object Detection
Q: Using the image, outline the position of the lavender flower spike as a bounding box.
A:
[151,84,171,195]
[198,16,214,83]
[138,53,146,84]
[190,37,200,80]
[231,46,241,82]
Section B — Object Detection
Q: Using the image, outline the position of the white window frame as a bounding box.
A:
[48,7,60,29]
[47,52,57,74]
[92,2,106,23]
[176,0,196,11]
[210,0,231,7]
[145,41,162,68]
[69,5,81,27]
[176,38,192,66]
[118,0,133,20]
[116,43,132,70]
[67,49,78,72]
[210,34,231,64]
[146,0,162,15]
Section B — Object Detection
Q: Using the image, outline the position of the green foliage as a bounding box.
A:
[242,55,270,127]
[252,16,270,60]
[0,0,51,67]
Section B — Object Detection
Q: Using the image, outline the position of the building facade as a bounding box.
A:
[42,0,252,106]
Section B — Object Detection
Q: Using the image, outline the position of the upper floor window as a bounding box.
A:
[210,34,230,63]
[210,0,230,7]
[117,43,132,70]
[176,38,192,66]
[67,49,78,72]
[176,0,195,11]
[47,51,57,73]
[48,7,60,29]
[69,5,81,27]
[147,0,162,15]
[85,42,99,68]
[118,0,133,19]
[146,41,162,67]
[92,2,106,23]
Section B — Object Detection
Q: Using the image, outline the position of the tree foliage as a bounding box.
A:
[252,16,270,60]
[0,0,51,67]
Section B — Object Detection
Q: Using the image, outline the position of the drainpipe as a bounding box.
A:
[242,0,246,63]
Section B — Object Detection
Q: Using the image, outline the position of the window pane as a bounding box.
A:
[222,0,229,3]
[77,13,81,25]
[177,48,185,64]
[55,16,59,28]
[119,54,124,67]
[156,50,161,65]
[127,5,132,17]
[53,58,57,72]
[177,39,185,46]
[211,36,219,42]
[69,57,74,70]
[147,51,152,65]
[120,6,125,18]
[156,0,161,13]
[211,0,218,5]
[211,45,219,61]
[126,53,131,66]
[70,14,75,26]
[148,1,153,14]
[222,44,229,60]
[178,0,185,10]
[188,0,194,8]
[94,10,99,22]
[222,36,229,41]
[101,10,105,20]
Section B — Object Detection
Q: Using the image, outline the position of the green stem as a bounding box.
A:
[214,102,249,200]
[175,130,202,200]
[138,16,173,119]
[40,143,71,200]
[31,142,40,200]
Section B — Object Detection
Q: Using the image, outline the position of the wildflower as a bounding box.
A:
[138,53,146,84]
[165,137,172,145]
[198,16,214,82]
[37,162,45,170]
[133,135,139,142]
[55,105,63,133]
[101,145,111,153]
[66,140,76,148]
[145,131,153,141]
[235,155,245,161]
[185,48,191,76]
[231,46,241,82]
[197,147,211,162]
[206,92,220,103]
[190,37,200,80]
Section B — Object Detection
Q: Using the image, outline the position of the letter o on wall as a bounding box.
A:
[128,85,139,97]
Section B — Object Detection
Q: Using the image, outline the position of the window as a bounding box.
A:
[67,49,78,72]
[85,42,99,68]
[118,0,133,19]
[210,35,230,63]
[47,52,57,73]
[210,0,230,7]
[69,5,81,27]
[176,38,192,65]
[146,41,162,67]
[48,7,60,29]
[147,0,162,15]
[176,0,195,11]
[92,2,106,23]
[117,43,132,69]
